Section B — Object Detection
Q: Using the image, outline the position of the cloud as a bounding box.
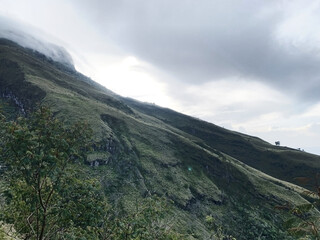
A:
[165,77,293,126]
[71,0,320,101]
[1,0,320,154]
[0,16,74,69]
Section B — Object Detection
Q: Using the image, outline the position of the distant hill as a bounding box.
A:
[1,38,319,239]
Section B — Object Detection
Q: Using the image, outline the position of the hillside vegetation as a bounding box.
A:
[1,38,320,239]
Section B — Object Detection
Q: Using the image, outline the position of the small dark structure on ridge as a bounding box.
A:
[275,141,280,146]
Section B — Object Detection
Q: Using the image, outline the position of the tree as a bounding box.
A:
[277,175,320,240]
[0,107,107,239]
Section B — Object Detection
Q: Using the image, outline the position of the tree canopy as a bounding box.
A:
[0,107,107,239]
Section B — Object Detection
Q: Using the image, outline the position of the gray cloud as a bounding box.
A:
[71,0,320,101]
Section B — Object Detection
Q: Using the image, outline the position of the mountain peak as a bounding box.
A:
[0,17,74,70]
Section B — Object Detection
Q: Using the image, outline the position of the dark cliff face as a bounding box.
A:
[0,38,318,239]
[0,58,46,112]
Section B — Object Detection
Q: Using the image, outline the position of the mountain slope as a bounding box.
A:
[1,38,319,239]
[123,98,320,190]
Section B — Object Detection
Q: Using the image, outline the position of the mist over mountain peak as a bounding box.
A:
[0,17,74,70]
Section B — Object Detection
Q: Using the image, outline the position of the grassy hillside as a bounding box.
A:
[1,38,319,239]
[123,98,320,190]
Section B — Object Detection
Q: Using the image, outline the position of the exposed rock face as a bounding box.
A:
[1,91,25,114]
[100,138,118,154]
[86,137,123,168]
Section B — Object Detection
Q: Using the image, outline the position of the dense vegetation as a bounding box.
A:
[1,38,320,239]
[0,107,105,238]
[0,107,186,239]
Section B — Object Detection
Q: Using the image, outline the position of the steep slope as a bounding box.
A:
[122,98,320,190]
[1,38,319,239]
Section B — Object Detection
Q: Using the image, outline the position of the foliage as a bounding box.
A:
[278,175,320,240]
[205,215,236,240]
[0,107,187,240]
[98,196,185,240]
[0,107,107,239]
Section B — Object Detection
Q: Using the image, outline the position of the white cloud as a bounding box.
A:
[88,54,174,107]
[276,0,320,51]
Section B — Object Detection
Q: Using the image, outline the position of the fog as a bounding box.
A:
[0,17,74,69]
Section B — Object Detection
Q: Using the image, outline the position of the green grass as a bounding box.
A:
[123,97,320,191]
[86,152,111,162]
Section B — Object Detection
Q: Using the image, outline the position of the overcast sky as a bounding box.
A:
[1,0,320,155]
